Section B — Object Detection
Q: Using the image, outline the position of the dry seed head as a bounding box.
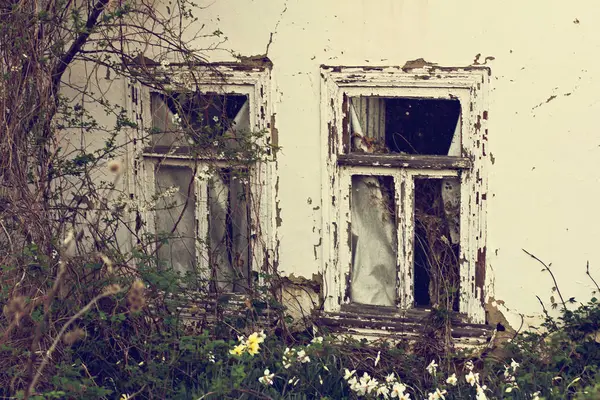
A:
[107,159,122,175]
[3,296,26,324]
[99,253,113,273]
[103,284,122,295]
[63,328,86,345]
[127,279,146,312]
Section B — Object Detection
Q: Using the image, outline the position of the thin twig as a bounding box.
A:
[523,249,567,310]
[586,261,600,293]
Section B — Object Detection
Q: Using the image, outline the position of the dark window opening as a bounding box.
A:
[150,92,249,148]
[349,97,462,156]
[413,177,461,311]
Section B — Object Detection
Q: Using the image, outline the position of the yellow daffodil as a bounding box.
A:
[246,340,260,356]
[247,331,265,345]
[229,343,246,356]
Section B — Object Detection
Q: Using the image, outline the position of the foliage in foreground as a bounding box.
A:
[3,253,600,400]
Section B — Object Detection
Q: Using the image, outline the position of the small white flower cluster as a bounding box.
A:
[282,347,310,369]
[159,59,170,71]
[282,336,322,369]
[171,72,195,88]
[344,369,409,399]
[503,359,520,393]
[258,368,275,386]
[311,336,323,344]
[195,165,211,181]
[231,175,249,185]
[171,113,181,125]
[112,185,180,214]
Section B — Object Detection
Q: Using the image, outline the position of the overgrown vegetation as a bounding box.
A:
[3,0,600,399]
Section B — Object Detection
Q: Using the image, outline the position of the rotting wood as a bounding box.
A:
[317,310,492,339]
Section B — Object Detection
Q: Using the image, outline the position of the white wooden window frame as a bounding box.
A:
[320,66,489,323]
[127,65,273,291]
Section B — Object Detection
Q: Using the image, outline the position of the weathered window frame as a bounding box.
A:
[320,65,489,323]
[127,64,274,293]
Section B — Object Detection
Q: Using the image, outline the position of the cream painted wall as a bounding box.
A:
[148,0,600,329]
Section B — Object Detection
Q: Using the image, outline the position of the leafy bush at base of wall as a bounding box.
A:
[7,291,600,400]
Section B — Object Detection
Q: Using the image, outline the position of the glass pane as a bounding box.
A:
[155,165,196,274]
[413,177,461,310]
[349,96,461,156]
[150,92,249,149]
[208,169,251,292]
[350,175,397,306]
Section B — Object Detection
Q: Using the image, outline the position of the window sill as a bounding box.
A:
[315,307,493,346]
[337,153,471,169]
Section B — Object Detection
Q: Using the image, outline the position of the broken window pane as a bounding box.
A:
[350,175,397,306]
[155,165,196,274]
[150,92,249,149]
[208,169,251,292]
[413,177,461,310]
[349,96,461,156]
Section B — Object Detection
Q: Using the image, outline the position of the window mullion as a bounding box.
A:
[339,167,353,307]
[399,169,414,310]
[195,168,210,282]
[142,158,157,249]
[459,170,473,315]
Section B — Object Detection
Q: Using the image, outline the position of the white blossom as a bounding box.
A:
[426,360,438,376]
[446,373,458,386]
[510,358,520,372]
[343,368,356,380]
[310,336,323,344]
[288,376,299,386]
[465,371,479,386]
[296,349,310,363]
[377,384,390,399]
[171,113,181,125]
[476,384,488,400]
[159,59,170,70]
[258,369,274,385]
[465,360,475,371]
[374,351,381,367]
[390,382,407,397]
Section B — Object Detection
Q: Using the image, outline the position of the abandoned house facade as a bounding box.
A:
[73,0,600,339]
